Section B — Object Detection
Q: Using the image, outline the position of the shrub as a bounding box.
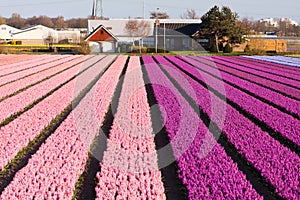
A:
[0,45,7,54]
[74,42,91,55]
[130,46,147,53]
[244,44,266,56]
[244,44,251,53]
[218,43,224,52]
[223,43,233,53]
[210,44,218,53]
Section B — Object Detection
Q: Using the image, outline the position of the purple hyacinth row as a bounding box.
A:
[193,56,300,100]
[245,56,300,68]
[177,56,300,147]
[182,56,300,118]
[210,56,300,89]
[214,56,300,81]
[158,55,300,199]
[143,56,262,200]
[239,56,300,74]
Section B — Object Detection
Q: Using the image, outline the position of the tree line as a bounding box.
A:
[0,13,88,29]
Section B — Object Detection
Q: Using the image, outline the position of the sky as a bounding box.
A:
[0,0,299,23]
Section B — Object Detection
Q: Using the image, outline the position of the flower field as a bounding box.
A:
[0,55,299,199]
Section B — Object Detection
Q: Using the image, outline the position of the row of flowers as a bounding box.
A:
[160,55,300,199]
[0,56,83,100]
[220,56,300,80]
[183,56,300,118]
[0,56,101,123]
[143,56,262,199]
[195,56,300,100]
[245,56,300,68]
[0,54,46,69]
[0,56,126,199]
[95,56,166,199]
[213,56,300,87]
[183,56,300,146]
[0,55,76,87]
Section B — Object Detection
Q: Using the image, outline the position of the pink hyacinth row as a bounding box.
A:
[0,55,116,171]
[0,56,127,199]
[0,55,101,123]
[0,55,77,86]
[95,56,166,200]
[0,55,62,77]
[0,56,83,100]
[0,54,45,68]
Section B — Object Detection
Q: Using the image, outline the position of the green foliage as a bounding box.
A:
[199,6,245,52]
[223,43,233,53]
[210,44,218,53]
[130,46,147,53]
[244,44,251,53]
[244,44,266,55]
[74,41,91,55]
[0,45,7,54]
[218,43,224,51]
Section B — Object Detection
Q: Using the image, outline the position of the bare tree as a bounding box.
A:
[65,18,88,28]
[181,9,199,19]
[150,11,169,19]
[124,20,151,52]
[0,16,6,24]
[53,16,66,29]
[125,20,139,38]
[136,20,151,51]
[7,13,25,29]
[37,16,54,28]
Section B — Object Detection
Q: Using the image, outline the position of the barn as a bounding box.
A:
[85,25,118,53]
[0,25,20,43]
[87,19,202,52]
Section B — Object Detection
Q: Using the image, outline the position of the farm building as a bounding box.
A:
[0,25,20,43]
[86,19,202,53]
[11,25,58,45]
[0,25,80,45]
[85,25,118,53]
[232,35,288,53]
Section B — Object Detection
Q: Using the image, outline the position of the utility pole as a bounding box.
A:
[92,0,104,19]
[155,7,160,53]
[143,0,145,19]
[100,0,103,18]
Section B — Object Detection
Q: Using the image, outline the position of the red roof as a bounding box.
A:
[85,25,118,42]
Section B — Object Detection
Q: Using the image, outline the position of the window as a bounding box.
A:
[100,30,104,35]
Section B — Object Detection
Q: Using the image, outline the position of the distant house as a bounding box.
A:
[85,25,118,53]
[0,24,80,45]
[87,19,202,52]
[11,25,58,45]
[57,30,81,44]
[0,25,20,43]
